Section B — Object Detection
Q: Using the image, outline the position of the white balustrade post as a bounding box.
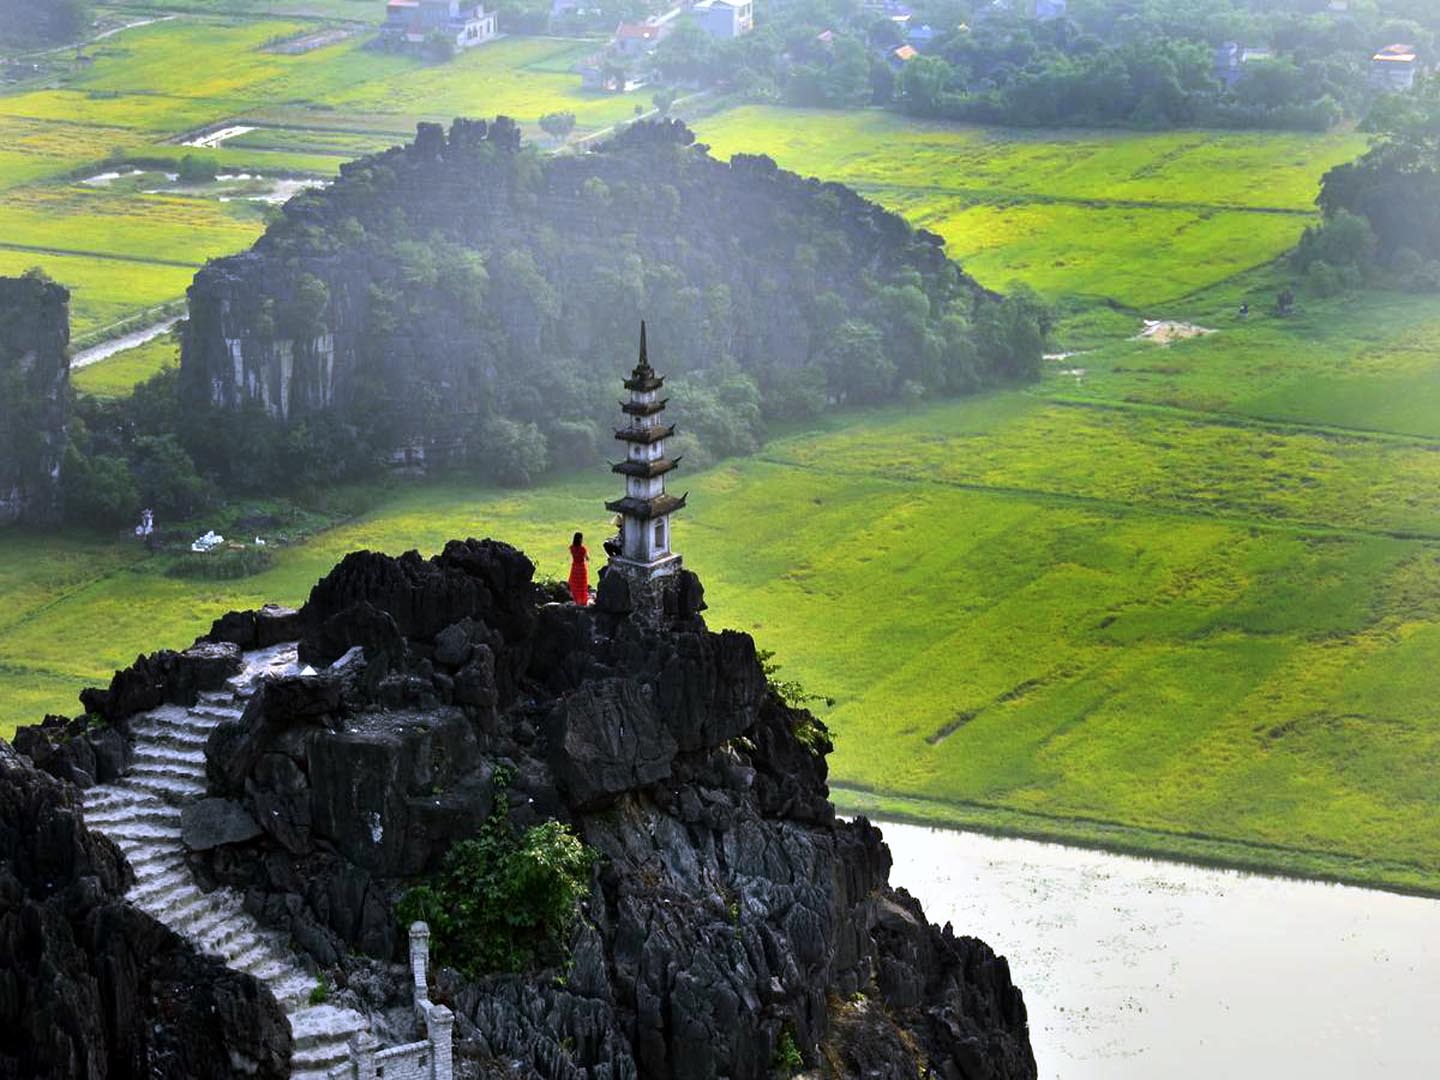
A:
[409,920,432,1012]
[425,1004,454,1080]
[350,1031,379,1080]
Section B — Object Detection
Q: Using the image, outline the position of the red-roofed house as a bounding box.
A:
[613,8,685,57]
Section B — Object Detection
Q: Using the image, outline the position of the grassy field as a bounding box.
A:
[9,11,1439,895]
[6,283,1440,894]
[0,250,193,338]
[1,21,1367,332]
[71,333,180,397]
[0,18,647,333]
[694,107,1368,305]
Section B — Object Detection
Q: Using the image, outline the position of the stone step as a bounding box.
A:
[128,865,191,905]
[271,972,318,1008]
[89,809,181,835]
[125,773,204,800]
[130,722,212,747]
[185,898,253,944]
[120,844,185,876]
[128,754,207,775]
[228,938,283,974]
[151,887,218,930]
[195,916,255,958]
[127,765,206,788]
[291,1040,356,1077]
[83,791,149,816]
[88,810,179,834]
[289,1005,368,1051]
[132,743,207,767]
[190,703,243,721]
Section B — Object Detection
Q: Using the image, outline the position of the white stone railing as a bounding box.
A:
[326,923,453,1080]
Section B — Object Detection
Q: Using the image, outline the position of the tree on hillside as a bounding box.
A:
[1318,77,1440,261]
[539,111,578,142]
[974,286,1054,382]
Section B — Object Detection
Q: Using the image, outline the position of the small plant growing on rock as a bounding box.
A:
[758,649,835,710]
[773,1026,803,1074]
[308,974,330,1005]
[397,774,595,976]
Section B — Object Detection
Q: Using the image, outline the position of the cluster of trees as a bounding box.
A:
[0,0,89,49]
[59,117,1046,524]
[1295,75,1440,294]
[643,0,1438,132]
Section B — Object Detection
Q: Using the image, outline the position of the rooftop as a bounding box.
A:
[1373,44,1417,63]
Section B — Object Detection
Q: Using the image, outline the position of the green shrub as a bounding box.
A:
[773,1027,803,1074]
[396,781,594,977]
[308,975,330,1005]
[758,649,835,710]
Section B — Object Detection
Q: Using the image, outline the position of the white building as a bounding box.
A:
[692,0,754,40]
[1371,44,1419,92]
[383,0,497,49]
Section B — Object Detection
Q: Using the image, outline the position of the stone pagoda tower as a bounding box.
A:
[604,322,686,621]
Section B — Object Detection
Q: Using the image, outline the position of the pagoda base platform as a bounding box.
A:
[598,554,685,627]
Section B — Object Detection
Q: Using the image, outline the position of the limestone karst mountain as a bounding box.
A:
[0,274,69,526]
[175,119,1010,489]
[7,538,1036,1079]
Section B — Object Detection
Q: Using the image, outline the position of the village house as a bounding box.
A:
[1214,42,1274,88]
[890,43,918,68]
[382,0,497,49]
[692,0,754,40]
[1370,43,1419,92]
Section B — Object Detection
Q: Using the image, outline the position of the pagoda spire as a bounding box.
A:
[603,321,686,622]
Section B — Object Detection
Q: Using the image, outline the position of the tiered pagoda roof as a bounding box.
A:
[611,456,681,479]
[604,492,688,521]
[613,422,675,445]
[621,397,669,417]
[622,323,665,393]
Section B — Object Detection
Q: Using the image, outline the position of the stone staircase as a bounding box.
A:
[81,643,372,1080]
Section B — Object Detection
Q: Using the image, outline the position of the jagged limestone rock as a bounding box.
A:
[177,539,1037,1079]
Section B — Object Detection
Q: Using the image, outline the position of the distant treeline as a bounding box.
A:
[649,0,1439,132]
[60,119,1052,531]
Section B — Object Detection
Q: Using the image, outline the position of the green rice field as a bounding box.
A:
[71,333,180,398]
[0,17,652,336]
[7,11,1439,895]
[695,107,1369,304]
[6,285,1440,894]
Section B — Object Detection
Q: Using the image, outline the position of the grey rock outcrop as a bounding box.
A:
[187,538,1037,1078]
[0,740,291,1079]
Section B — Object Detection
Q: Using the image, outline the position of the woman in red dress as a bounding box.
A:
[568,531,589,606]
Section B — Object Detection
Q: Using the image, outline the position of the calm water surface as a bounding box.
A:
[881,822,1440,1078]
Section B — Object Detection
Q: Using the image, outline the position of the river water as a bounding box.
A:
[881,822,1440,1078]
[71,317,180,369]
